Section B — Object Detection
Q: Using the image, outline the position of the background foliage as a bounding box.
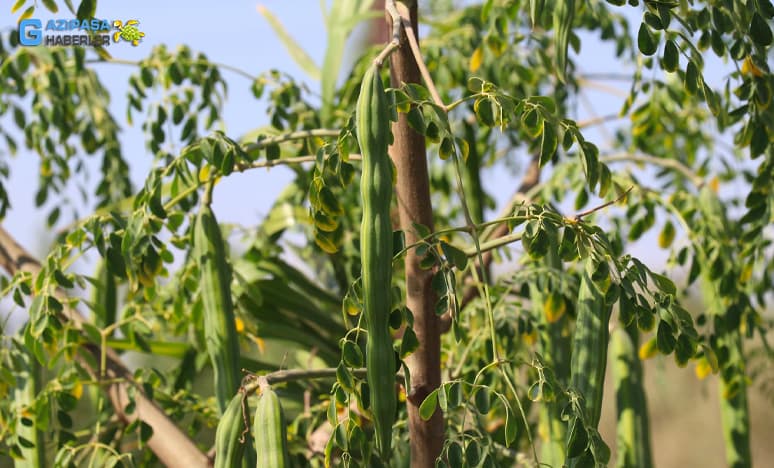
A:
[0,0,772,467]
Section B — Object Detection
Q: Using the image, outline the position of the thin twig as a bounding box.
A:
[373,0,402,66]
[577,78,629,97]
[243,128,341,153]
[463,232,523,257]
[87,57,258,81]
[601,152,704,187]
[577,114,622,129]
[577,72,633,81]
[393,1,446,111]
[572,186,633,221]
[240,367,396,396]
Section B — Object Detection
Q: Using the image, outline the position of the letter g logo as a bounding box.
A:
[19,19,42,46]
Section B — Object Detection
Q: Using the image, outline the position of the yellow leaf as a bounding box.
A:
[739,264,753,283]
[198,165,211,183]
[658,220,676,249]
[486,416,506,433]
[250,335,265,353]
[694,357,712,380]
[638,337,658,360]
[235,317,245,334]
[11,0,26,14]
[314,234,338,254]
[709,176,719,193]
[544,292,566,323]
[741,56,764,77]
[71,382,83,400]
[523,330,537,346]
[345,301,360,316]
[469,47,483,73]
[137,270,154,288]
[18,5,35,22]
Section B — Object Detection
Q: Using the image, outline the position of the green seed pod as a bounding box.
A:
[566,261,612,464]
[215,392,250,468]
[356,63,396,458]
[611,327,653,468]
[253,386,290,468]
[194,202,241,414]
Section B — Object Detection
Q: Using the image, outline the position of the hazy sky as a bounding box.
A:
[0,1,706,292]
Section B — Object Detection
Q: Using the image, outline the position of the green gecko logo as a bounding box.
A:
[112,20,145,46]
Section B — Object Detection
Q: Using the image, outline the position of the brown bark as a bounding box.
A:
[0,226,210,468]
[387,3,444,466]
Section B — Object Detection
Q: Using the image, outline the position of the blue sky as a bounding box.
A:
[1,2,335,251]
[0,1,702,292]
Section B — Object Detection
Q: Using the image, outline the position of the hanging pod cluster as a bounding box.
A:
[193,197,242,414]
[356,62,396,458]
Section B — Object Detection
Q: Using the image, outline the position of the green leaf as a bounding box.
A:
[674,334,694,367]
[528,381,542,401]
[19,5,34,21]
[566,416,588,457]
[474,387,491,414]
[684,60,699,94]
[650,271,676,295]
[578,141,599,191]
[751,13,773,46]
[419,389,438,420]
[589,431,611,464]
[400,327,419,358]
[412,222,431,239]
[643,11,663,30]
[341,340,363,367]
[257,5,321,80]
[439,137,454,160]
[658,220,675,248]
[539,121,558,167]
[662,40,679,72]
[504,407,518,445]
[75,0,95,20]
[465,440,481,466]
[638,23,657,56]
[522,107,543,137]
[440,241,468,270]
[39,0,58,14]
[750,122,768,157]
[447,441,464,466]
[559,227,578,261]
[656,320,676,354]
[336,362,354,392]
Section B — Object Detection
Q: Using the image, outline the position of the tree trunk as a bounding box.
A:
[387,2,444,466]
